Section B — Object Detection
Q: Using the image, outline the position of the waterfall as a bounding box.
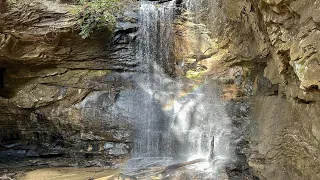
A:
[182,0,235,173]
[121,1,177,168]
[121,0,235,177]
[133,0,176,158]
[137,0,175,76]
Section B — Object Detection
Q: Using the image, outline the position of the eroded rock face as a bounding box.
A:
[0,0,138,69]
[0,0,139,165]
[247,1,320,179]
[173,0,320,179]
[260,0,320,90]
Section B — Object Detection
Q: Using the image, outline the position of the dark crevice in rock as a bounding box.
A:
[268,89,278,96]
[188,50,218,62]
[308,85,319,91]
[230,61,267,69]
[293,97,315,105]
[0,68,5,89]
[0,67,14,99]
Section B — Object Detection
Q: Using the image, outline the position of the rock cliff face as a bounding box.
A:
[0,0,319,179]
[0,0,139,166]
[173,0,320,179]
[250,1,320,179]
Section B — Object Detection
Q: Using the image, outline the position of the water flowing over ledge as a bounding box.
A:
[122,0,235,177]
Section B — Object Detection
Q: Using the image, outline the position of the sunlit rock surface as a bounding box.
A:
[250,1,320,179]
[174,0,320,179]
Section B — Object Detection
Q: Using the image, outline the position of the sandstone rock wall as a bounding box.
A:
[249,1,320,179]
[0,0,139,165]
[173,0,320,179]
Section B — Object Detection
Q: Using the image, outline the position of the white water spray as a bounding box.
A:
[122,0,235,177]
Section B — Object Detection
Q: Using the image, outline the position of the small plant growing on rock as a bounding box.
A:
[71,0,120,39]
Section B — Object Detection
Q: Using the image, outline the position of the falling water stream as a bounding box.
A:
[121,0,235,178]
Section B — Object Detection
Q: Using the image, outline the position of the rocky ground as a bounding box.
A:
[0,167,119,180]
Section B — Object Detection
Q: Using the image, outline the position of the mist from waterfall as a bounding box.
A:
[121,0,235,177]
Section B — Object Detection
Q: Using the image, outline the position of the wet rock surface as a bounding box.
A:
[174,0,320,179]
[0,0,140,167]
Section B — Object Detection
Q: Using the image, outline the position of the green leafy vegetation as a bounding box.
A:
[71,0,120,39]
[7,0,121,39]
[186,70,205,80]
